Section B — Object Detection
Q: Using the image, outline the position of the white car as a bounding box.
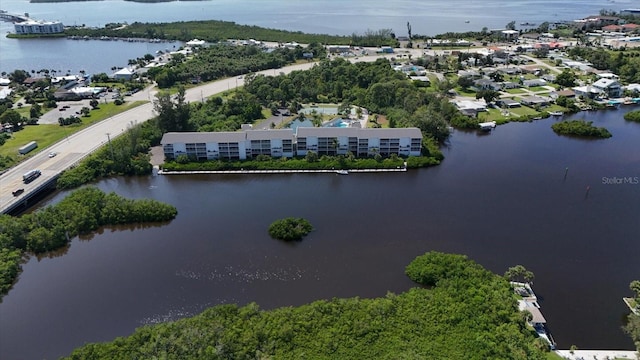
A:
[48,152,57,158]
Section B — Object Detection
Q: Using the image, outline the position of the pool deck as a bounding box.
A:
[555,349,638,359]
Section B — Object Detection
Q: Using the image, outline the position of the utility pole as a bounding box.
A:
[106,133,115,160]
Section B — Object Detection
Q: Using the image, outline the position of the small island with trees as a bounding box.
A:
[623,110,640,123]
[268,217,313,241]
[551,120,612,139]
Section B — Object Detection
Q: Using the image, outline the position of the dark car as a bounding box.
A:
[12,188,24,196]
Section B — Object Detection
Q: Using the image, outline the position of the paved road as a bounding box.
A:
[0,53,400,213]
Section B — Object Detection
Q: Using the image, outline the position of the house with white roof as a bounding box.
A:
[111,68,135,81]
[592,78,622,98]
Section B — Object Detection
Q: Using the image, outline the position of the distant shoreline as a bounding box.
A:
[29,0,209,2]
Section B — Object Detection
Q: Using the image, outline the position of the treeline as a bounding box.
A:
[64,252,548,359]
[148,44,325,88]
[56,121,162,189]
[0,187,177,297]
[162,152,441,172]
[551,120,612,138]
[245,58,468,143]
[566,47,640,84]
[64,20,396,46]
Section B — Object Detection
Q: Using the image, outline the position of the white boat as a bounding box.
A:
[336,170,349,175]
[479,121,497,131]
[549,111,563,116]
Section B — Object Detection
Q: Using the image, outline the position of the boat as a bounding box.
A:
[479,121,497,131]
[336,169,349,175]
[465,20,470,23]
[520,22,536,26]
[549,111,563,116]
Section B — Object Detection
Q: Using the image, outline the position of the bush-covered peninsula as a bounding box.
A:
[63,20,397,46]
[551,120,612,138]
[65,252,549,359]
[0,187,177,297]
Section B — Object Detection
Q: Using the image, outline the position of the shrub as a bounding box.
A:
[268,217,313,241]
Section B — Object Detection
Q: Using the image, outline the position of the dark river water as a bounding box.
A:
[1,107,639,359]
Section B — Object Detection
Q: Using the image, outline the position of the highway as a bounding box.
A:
[0,54,406,214]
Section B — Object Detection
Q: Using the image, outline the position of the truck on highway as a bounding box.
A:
[18,141,38,155]
[23,169,41,183]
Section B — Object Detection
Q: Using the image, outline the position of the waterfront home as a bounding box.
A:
[497,99,521,108]
[520,96,549,106]
[572,85,601,99]
[111,68,135,81]
[451,99,487,116]
[592,78,622,98]
[161,127,423,161]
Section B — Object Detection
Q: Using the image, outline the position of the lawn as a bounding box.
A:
[527,86,549,92]
[546,352,563,360]
[456,87,477,97]
[509,105,540,116]
[0,100,147,169]
[477,108,508,122]
[505,88,527,94]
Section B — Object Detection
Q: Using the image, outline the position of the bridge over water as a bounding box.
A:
[0,10,32,23]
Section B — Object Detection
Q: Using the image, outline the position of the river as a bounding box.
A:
[0,0,637,74]
[0,107,638,359]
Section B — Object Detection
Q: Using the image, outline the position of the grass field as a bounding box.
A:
[0,101,147,169]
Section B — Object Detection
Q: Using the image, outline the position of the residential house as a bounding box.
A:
[592,78,622,98]
[501,81,520,90]
[520,96,549,106]
[497,99,521,108]
[111,68,135,81]
[572,86,601,99]
[522,79,547,88]
[451,99,487,116]
[498,67,521,75]
[474,79,501,91]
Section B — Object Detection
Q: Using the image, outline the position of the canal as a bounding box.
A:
[0,108,639,359]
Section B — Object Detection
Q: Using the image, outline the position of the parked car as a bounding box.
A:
[59,107,66,111]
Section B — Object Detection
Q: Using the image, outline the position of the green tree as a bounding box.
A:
[555,69,576,88]
[504,265,535,284]
[505,21,516,30]
[154,87,190,132]
[457,76,474,89]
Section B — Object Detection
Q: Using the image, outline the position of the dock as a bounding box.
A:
[512,282,557,350]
